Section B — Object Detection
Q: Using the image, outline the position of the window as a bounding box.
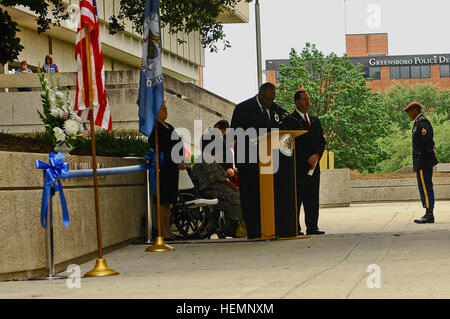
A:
[441,64,450,78]
[390,66,400,79]
[400,66,410,79]
[361,67,370,78]
[368,67,381,80]
[411,66,421,78]
[421,66,431,78]
[276,70,281,83]
[392,65,430,79]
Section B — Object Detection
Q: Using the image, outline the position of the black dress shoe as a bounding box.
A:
[298,231,305,236]
[414,209,434,224]
[414,216,435,223]
[306,230,325,235]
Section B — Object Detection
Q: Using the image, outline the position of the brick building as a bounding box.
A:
[265,33,450,92]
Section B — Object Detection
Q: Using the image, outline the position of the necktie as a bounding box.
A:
[262,108,270,122]
[304,114,311,129]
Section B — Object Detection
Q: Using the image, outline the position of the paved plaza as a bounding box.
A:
[1,201,449,299]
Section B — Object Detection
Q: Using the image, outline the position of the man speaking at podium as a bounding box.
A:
[230,83,284,239]
[284,90,326,236]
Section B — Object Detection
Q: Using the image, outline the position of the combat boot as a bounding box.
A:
[414,208,435,224]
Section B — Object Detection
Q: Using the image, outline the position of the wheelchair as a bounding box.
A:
[170,169,229,239]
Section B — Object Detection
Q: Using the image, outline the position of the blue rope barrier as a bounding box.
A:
[65,163,149,179]
[36,149,163,229]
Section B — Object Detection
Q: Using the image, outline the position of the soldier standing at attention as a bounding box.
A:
[404,102,438,224]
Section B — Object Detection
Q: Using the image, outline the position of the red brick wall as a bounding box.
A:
[265,70,280,87]
[346,33,388,57]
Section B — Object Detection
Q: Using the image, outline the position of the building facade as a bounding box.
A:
[1,0,249,86]
[346,33,450,92]
[265,33,450,92]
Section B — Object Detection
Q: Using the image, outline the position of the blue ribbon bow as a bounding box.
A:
[144,148,164,195]
[36,152,70,228]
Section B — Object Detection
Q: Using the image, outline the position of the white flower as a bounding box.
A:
[50,107,64,118]
[64,119,80,136]
[49,94,56,107]
[53,127,66,143]
[70,112,82,123]
[56,91,65,100]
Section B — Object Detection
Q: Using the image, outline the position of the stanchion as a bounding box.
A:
[146,123,173,252]
[146,164,153,244]
[41,186,66,280]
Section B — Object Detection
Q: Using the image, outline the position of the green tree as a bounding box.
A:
[381,82,450,130]
[377,125,412,173]
[0,1,69,64]
[376,83,450,173]
[276,44,391,173]
[377,112,450,173]
[432,114,450,164]
[0,0,251,64]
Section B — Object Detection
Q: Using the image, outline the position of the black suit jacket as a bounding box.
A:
[230,96,283,170]
[283,110,326,175]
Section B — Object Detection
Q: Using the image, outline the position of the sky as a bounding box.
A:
[203,0,450,104]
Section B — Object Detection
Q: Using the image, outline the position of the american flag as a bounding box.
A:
[74,0,112,131]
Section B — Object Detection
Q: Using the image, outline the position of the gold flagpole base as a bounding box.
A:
[84,258,119,277]
[146,236,173,252]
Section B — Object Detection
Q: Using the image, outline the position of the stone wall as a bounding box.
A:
[0,70,236,154]
[0,151,147,281]
[351,177,450,202]
[319,169,351,208]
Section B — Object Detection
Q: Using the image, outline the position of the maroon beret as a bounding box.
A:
[404,102,422,112]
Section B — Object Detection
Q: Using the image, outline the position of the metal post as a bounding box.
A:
[344,0,348,35]
[146,164,153,243]
[255,0,263,88]
[45,186,56,279]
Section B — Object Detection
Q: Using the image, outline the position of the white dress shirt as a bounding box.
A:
[295,109,310,125]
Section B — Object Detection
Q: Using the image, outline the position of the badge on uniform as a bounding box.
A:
[274,113,280,123]
[422,127,427,135]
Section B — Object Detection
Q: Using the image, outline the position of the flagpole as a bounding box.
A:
[146,121,173,252]
[255,0,263,88]
[83,22,119,277]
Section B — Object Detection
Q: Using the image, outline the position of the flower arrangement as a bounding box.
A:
[37,67,88,149]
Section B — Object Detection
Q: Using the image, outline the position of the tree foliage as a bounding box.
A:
[0,0,68,64]
[377,104,450,173]
[109,0,252,53]
[381,82,450,130]
[0,8,24,65]
[276,44,391,173]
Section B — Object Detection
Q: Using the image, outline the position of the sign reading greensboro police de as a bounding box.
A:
[369,55,450,66]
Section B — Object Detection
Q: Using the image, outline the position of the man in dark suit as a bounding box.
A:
[230,83,283,239]
[404,102,438,223]
[283,90,326,235]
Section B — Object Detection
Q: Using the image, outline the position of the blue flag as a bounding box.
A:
[138,0,164,136]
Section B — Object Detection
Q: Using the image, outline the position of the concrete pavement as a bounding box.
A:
[1,201,449,299]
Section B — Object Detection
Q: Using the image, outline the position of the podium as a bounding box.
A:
[257,130,308,240]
